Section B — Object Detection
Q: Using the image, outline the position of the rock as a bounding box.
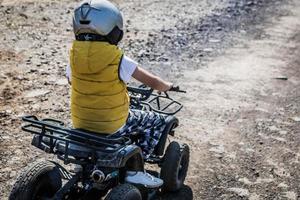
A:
[227,187,250,197]
[284,191,297,200]
[255,177,274,184]
[244,148,255,153]
[42,16,50,21]
[249,193,260,200]
[209,39,221,43]
[254,107,269,113]
[25,89,50,98]
[246,1,256,6]
[278,182,288,188]
[9,170,17,178]
[238,177,253,185]
[203,48,214,52]
[279,130,287,135]
[226,152,236,159]
[274,166,290,177]
[19,13,28,19]
[268,125,280,132]
[291,116,300,122]
[1,167,12,172]
[270,136,286,142]
[209,145,225,154]
[55,78,68,85]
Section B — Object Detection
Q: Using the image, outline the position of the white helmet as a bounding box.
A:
[73,0,124,45]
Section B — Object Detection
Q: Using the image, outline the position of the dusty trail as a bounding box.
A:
[179,0,300,198]
[0,0,300,199]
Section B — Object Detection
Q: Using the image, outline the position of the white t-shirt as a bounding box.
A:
[66,55,138,83]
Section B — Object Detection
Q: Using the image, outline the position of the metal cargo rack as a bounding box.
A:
[21,116,131,164]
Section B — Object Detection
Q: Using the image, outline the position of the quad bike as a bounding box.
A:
[9,85,190,200]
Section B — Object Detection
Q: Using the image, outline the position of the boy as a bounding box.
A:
[67,0,172,188]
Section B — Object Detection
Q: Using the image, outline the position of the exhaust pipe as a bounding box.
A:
[91,170,105,183]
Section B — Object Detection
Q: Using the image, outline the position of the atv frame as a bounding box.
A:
[9,85,190,200]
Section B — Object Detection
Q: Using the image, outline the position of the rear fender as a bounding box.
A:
[153,116,179,156]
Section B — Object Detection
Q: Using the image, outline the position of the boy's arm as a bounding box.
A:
[132,66,172,92]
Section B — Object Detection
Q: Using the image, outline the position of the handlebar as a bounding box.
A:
[127,85,186,96]
[169,86,186,93]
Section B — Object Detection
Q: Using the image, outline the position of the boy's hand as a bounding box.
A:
[159,81,173,92]
[132,66,173,92]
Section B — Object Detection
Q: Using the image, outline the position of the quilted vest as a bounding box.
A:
[69,41,129,133]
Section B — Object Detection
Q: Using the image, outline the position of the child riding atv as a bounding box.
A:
[68,0,172,188]
[9,1,190,199]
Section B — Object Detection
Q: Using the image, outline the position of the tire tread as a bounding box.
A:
[105,184,142,200]
[9,160,61,200]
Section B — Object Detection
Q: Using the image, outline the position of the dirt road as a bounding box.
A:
[0,0,299,199]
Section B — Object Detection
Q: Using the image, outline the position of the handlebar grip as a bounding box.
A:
[169,86,186,93]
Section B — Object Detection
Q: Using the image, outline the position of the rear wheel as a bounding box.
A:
[105,184,142,200]
[9,160,62,200]
[134,184,149,200]
[160,141,190,192]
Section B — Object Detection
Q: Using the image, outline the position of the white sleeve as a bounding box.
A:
[66,64,71,80]
[119,55,138,83]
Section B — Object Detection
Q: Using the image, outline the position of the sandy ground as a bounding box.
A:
[0,0,300,199]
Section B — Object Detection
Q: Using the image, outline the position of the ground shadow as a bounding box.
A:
[159,185,193,200]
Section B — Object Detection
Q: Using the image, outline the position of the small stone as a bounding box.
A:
[25,89,50,98]
[278,182,288,188]
[1,167,12,172]
[268,125,280,132]
[238,177,253,185]
[271,136,286,142]
[249,193,260,200]
[209,39,220,43]
[209,145,225,154]
[291,117,300,122]
[203,48,213,52]
[274,166,290,177]
[19,13,28,19]
[227,188,249,197]
[55,78,68,85]
[10,171,17,178]
[255,177,274,184]
[246,1,255,6]
[244,148,255,153]
[284,191,297,200]
[42,16,50,21]
[279,130,287,135]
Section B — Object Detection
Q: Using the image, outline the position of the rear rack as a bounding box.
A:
[22,116,131,164]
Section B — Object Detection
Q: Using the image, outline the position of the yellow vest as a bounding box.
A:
[69,41,129,133]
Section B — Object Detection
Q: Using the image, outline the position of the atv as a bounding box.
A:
[9,85,190,200]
